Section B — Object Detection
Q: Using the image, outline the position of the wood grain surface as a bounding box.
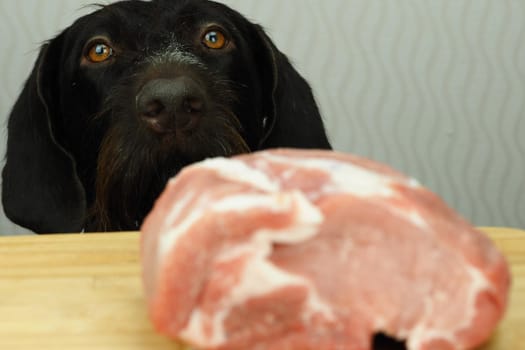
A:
[0,228,523,350]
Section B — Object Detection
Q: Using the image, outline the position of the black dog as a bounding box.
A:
[2,0,331,233]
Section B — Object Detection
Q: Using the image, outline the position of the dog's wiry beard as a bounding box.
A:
[90,102,250,232]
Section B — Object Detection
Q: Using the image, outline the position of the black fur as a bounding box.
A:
[2,0,331,233]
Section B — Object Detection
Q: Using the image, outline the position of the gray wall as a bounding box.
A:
[0,0,523,235]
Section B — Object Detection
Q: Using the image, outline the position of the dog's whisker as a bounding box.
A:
[216,79,248,90]
[88,107,111,122]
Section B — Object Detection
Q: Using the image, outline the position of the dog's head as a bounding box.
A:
[2,0,331,233]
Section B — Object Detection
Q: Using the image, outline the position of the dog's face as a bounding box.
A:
[2,0,331,233]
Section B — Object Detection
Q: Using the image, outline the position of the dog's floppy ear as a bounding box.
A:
[2,36,86,233]
[254,26,332,150]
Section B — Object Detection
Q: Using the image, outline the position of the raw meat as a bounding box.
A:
[140,149,510,350]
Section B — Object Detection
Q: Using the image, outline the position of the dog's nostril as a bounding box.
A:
[184,97,204,114]
[143,100,165,118]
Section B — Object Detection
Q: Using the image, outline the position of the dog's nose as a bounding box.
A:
[137,77,205,133]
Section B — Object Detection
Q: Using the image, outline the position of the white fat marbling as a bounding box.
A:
[260,153,396,197]
[197,157,280,193]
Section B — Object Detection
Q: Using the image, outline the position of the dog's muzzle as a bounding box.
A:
[136,76,206,134]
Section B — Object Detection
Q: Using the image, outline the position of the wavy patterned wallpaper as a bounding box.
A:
[0,0,523,234]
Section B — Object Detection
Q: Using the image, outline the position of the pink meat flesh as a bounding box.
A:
[140,149,510,350]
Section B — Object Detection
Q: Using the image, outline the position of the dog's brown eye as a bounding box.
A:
[202,30,227,50]
[86,42,113,63]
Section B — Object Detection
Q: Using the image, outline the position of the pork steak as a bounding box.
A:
[140,149,510,350]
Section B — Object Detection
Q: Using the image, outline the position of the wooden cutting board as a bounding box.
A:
[0,227,523,350]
